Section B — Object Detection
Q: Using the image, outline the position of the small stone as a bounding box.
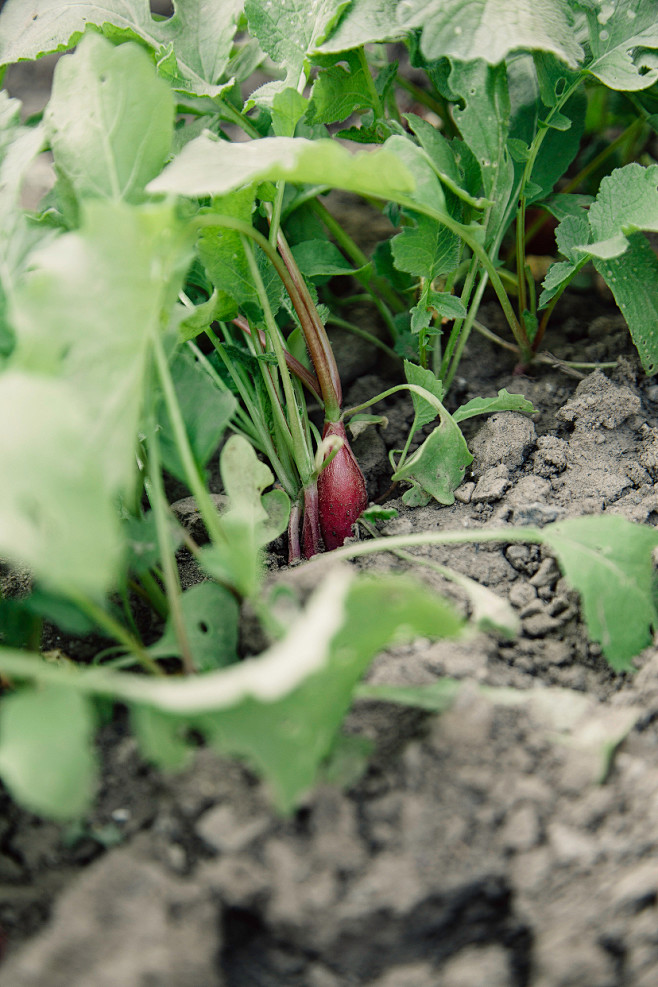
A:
[533,435,568,475]
[508,582,537,609]
[505,543,540,575]
[472,465,511,502]
[522,610,562,637]
[454,481,475,504]
[529,556,560,588]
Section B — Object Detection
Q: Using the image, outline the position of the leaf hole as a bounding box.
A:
[555,77,566,96]
[150,0,175,17]
[198,620,209,634]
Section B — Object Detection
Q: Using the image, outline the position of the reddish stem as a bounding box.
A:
[301,480,322,559]
[232,316,322,402]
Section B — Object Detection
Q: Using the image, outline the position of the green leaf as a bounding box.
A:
[0,372,122,595]
[540,193,593,223]
[197,186,282,321]
[393,407,473,505]
[453,389,535,422]
[0,94,48,356]
[391,211,461,280]
[291,238,356,278]
[0,685,97,820]
[156,348,236,484]
[588,163,658,240]
[271,87,310,137]
[0,0,242,98]
[396,0,583,68]
[449,60,516,241]
[315,0,405,52]
[130,706,193,772]
[195,571,463,810]
[593,233,658,375]
[200,435,290,597]
[307,50,376,125]
[355,679,462,712]
[44,34,174,206]
[148,133,415,201]
[11,200,192,495]
[541,516,658,670]
[539,212,590,308]
[405,112,491,209]
[245,0,351,103]
[149,582,240,673]
[584,0,658,91]
[404,360,445,429]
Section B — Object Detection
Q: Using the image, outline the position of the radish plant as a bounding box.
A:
[0,0,657,820]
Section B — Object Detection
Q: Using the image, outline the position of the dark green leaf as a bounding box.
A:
[156,348,236,485]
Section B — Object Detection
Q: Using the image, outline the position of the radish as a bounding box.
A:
[317,421,368,550]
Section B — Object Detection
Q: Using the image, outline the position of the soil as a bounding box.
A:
[5,55,658,987]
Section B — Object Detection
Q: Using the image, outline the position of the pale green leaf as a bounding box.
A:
[593,233,658,375]
[0,372,121,595]
[245,0,350,103]
[393,411,473,505]
[541,516,658,670]
[44,34,174,205]
[396,0,582,68]
[315,0,405,52]
[200,435,290,597]
[149,582,239,672]
[449,60,516,241]
[588,163,658,240]
[404,360,445,429]
[10,200,192,494]
[130,706,193,772]
[0,685,97,820]
[355,679,461,712]
[584,0,658,91]
[148,133,415,200]
[539,212,590,308]
[307,50,375,125]
[0,0,242,98]
[271,87,310,137]
[391,212,460,280]
[291,238,356,277]
[453,389,535,422]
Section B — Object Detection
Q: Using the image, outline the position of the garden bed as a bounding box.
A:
[2,293,658,987]
[3,3,658,984]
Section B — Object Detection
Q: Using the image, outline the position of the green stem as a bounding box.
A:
[357,45,385,119]
[193,214,342,419]
[215,97,261,140]
[66,593,163,676]
[144,424,196,675]
[326,313,400,362]
[152,334,226,547]
[242,236,314,483]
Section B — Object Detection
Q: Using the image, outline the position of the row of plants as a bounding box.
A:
[0,0,658,820]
